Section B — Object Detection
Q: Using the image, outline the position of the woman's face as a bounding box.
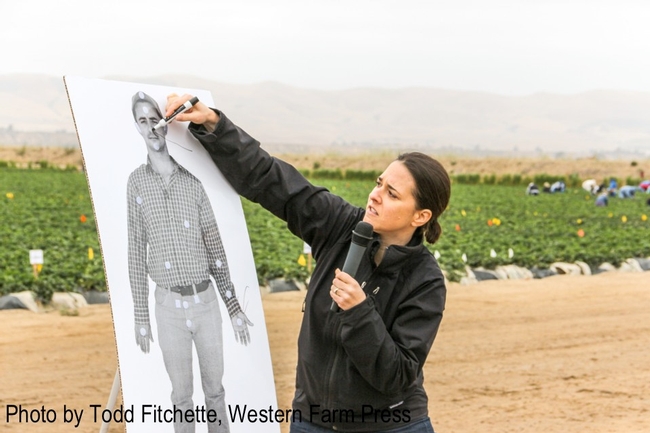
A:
[363,161,430,245]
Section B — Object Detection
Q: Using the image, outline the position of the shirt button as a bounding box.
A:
[136,196,143,205]
[165,262,171,269]
[183,301,189,309]
[215,260,223,268]
[184,220,190,228]
[225,290,232,299]
[186,319,192,328]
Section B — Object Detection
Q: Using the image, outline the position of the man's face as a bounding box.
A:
[133,101,166,152]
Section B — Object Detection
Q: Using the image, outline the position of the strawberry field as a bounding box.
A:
[2,168,649,299]
[0,168,103,301]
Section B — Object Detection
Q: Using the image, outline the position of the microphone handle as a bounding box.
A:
[330,242,367,312]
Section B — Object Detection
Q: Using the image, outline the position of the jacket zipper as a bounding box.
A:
[323,261,383,410]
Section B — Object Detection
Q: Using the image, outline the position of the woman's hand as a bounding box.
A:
[330,268,366,311]
[165,93,219,131]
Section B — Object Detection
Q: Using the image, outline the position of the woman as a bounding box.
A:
[166,94,451,433]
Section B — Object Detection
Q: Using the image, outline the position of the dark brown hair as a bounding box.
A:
[397,152,451,244]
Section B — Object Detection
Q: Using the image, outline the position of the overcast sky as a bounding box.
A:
[3,0,650,95]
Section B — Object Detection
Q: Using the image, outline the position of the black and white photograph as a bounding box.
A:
[65,75,279,433]
[2,2,650,433]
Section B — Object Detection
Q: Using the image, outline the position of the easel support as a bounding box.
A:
[99,368,121,433]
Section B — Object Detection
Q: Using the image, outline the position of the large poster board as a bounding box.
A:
[65,76,279,432]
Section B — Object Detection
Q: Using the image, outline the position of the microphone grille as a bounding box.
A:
[353,221,374,240]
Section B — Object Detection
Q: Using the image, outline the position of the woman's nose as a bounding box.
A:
[368,187,381,203]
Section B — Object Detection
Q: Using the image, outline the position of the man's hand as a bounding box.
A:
[134,324,154,353]
[165,93,219,131]
[231,312,254,346]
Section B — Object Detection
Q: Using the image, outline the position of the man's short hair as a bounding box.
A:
[131,91,163,120]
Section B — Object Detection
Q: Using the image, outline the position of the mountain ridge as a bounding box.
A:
[1,74,649,157]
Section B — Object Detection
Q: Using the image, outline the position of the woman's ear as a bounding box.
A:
[412,209,432,228]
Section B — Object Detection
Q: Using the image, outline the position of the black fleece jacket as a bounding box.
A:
[190,111,446,432]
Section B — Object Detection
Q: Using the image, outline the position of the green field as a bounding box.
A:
[1,168,649,299]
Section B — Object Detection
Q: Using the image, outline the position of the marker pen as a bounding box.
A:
[152,96,199,131]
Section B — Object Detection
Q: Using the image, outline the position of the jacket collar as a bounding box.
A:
[367,230,426,274]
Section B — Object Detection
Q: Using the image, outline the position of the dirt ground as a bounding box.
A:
[1,271,649,433]
[1,145,648,181]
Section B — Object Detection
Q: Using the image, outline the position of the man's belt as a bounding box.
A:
[169,280,211,296]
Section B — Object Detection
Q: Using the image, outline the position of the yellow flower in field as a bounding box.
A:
[37,264,43,272]
[6,192,13,199]
[88,248,94,260]
[585,195,590,200]
[642,214,648,222]
[461,209,467,217]
[492,218,501,226]
[297,254,307,267]
[621,215,628,223]
[608,212,613,218]
[576,219,583,224]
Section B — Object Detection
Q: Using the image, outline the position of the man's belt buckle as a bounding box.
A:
[170,280,210,296]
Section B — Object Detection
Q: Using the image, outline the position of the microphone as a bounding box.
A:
[330,221,374,312]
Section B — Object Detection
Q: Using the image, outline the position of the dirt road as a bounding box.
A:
[1,271,649,432]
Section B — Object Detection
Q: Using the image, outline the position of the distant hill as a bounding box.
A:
[1,73,649,157]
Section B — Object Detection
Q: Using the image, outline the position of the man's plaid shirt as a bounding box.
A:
[127,158,242,326]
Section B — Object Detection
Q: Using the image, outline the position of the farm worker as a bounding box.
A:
[607,178,618,197]
[165,93,450,433]
[640,180,650,192]
[127,91,252,433]
[550,181,566,193]
[582,179,599,194]
[595,192,608,207]
[526,182,540,196]
[542,182,551,193]
[618,185,637,198]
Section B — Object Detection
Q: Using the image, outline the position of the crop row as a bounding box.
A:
[0,169,103,301]
[267,179,650,281]
[1,169,649,299]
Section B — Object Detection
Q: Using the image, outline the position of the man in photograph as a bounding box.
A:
[127,91,252,433]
